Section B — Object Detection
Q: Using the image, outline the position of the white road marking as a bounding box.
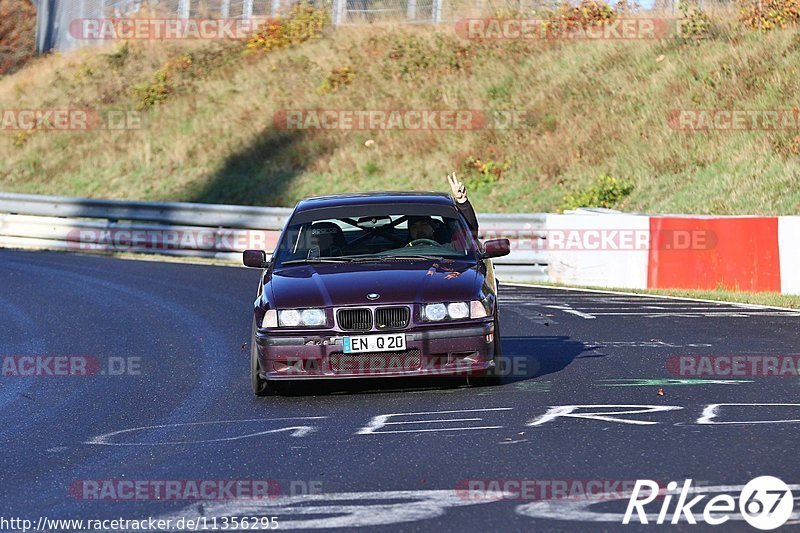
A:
[528,405,684,426]
[587,312,794,317]
[357,408,512,435]
[502,287,800,319]
[366,426,504,434]
[155,485,800,528]
[544,305,596,319]
[598,378,751,387]
[504,297,723,305]
[578,306,670,310]
[501,282,800,312]
[576,306,750,311]
[86,404,800,449]
[378,418,483,424]
[697,403,800,425]
[586,341,712,348]
[154,490,507,530]
[85,417,326,445]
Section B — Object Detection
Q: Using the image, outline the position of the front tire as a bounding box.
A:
[251,318,276,396]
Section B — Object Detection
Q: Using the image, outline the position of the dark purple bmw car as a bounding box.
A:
[243,191,510,395]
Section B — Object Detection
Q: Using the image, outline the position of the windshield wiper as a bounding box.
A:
[280,254,446,266]
[327,255,426,263]
[378,254,444,261]
[280,257,357,265]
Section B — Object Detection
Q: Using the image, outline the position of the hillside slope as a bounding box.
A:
[0,0,37,76]
[1,12,799,214]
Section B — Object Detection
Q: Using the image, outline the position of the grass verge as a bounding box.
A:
[2,5,800,214]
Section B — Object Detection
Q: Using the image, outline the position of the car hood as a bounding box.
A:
[268,260,482,308]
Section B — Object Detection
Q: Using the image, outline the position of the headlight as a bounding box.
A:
[423,302,474,321]
[277,308,326,327]
[447,302,469,319]
[423,303,447,321]
[301,308,326,326]
[470,299,490,319]
[279,309,301,327]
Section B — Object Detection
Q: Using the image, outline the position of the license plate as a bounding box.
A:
[343,333,406,353]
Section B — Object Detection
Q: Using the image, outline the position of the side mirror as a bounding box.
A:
[482,239,510,259]
[243,250,269,268]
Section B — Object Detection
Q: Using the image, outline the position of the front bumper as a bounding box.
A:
[255,322,496,380]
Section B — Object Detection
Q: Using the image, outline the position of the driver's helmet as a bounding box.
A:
[308,222,346,256]
[407,216,436,242]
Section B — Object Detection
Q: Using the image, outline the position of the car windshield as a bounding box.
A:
[272,209,477,267]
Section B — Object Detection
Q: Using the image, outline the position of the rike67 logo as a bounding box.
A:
[624,477,794,530]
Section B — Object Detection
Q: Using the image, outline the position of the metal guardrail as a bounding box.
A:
[35,0,697,54]
[0,192,549,281]
[0,192,293,229]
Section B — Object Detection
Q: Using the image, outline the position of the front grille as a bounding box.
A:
[337,308,372,331]
[375,307,410,330]
[329,349,421,374]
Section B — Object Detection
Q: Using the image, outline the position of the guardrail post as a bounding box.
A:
[78,0,86,24]
[332,0,346,24]
[432,0,442,23]
[178,0,190,18]
[73,0,87,49]
[407,0,416,20]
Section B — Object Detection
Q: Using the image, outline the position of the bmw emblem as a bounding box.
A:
[367,293,380,301]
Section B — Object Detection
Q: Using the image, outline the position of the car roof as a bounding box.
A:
[294,191,455,212]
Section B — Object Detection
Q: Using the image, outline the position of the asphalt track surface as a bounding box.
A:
[2,249,800,532]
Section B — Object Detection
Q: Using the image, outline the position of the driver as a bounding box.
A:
[309,222,345,257]
[408,216,437,242]
[406,173,480,246]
